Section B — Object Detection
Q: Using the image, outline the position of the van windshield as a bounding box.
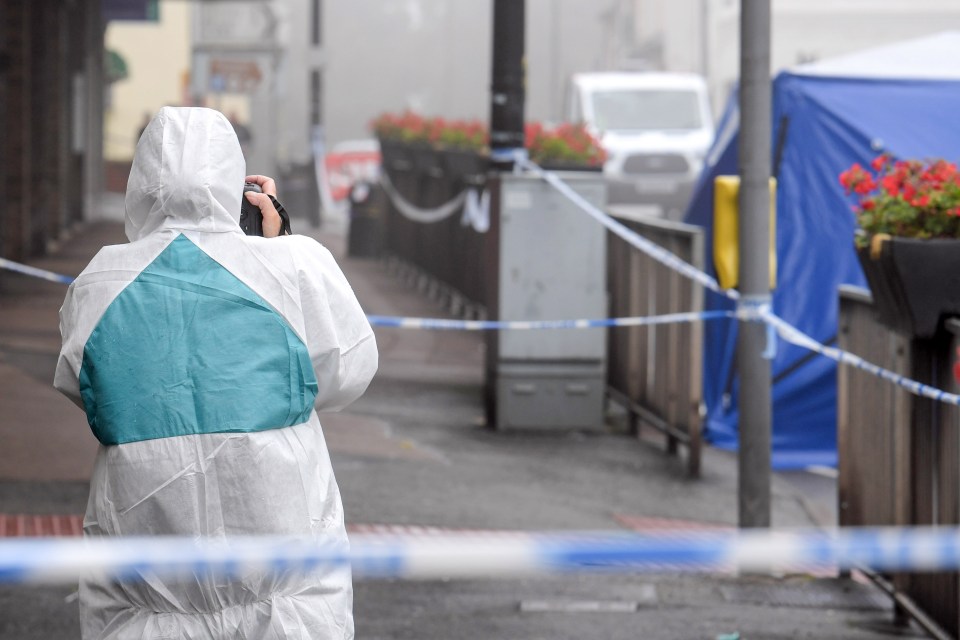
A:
[591,89,703,132]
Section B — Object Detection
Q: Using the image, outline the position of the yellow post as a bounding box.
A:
[713,176,777,290]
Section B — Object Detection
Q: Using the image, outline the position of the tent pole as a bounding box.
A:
[737,0,773,530]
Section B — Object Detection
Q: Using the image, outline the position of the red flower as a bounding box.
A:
[881,174,901,196]
[871,155,887,171]
[372,111,604,165]
[853,176,876,194]
[839,169,852,189]
[933,160,957,182]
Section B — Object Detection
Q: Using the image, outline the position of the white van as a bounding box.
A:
[566,72,714,219]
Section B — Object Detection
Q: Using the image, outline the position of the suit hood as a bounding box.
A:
[125,107,246,242]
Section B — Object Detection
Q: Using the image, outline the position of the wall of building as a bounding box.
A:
[0,0,99,263]
[273,0,324,166]
[189,0,321,179]
[630,0,960,117]
[526,0,610,124]
[323,0,490,146]
[323,0,611,146]
[181,0,617,177]
[710,0,960,114]
[104,5,192,163]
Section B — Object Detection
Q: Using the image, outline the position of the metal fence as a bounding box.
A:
[838,286,960,636]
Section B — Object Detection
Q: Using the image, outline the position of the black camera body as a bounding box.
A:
[239,182,264,236]
[239,182,292,236]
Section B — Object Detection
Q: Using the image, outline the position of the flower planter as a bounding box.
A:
[442,149,489,186]
[410,145,444,177]
[857,236,960,338]
[372,112,606,177]
[379,140,413,172]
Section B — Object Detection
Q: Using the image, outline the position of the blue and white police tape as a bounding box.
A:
[0,258,75,285]
[3,252,960,408]
[761,309,960,406]
[2,526,960,584]
[366,310,736,331]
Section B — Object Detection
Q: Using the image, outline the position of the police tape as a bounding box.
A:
[2,243,959,408]
[761,309,960,406]
[366,310,736,331]
[0,258,75,285]
[0,257,731,331]
[1,526,960,584]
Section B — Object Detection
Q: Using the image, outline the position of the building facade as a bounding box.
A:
[625,0,960,115]
[322,0,609,145]
[104,5,193,168]
[0,0,104,263]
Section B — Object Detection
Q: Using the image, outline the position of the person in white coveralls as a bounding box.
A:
[54,106,378,639]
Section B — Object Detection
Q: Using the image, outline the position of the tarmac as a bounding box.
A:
[0,208,927,639]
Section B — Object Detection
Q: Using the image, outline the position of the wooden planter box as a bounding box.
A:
[442,148,489,186]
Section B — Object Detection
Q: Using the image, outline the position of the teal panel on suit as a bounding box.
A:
[79,234,318,445]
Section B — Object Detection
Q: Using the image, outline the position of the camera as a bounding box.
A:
[239,182,264,236]
[239,182,292,236]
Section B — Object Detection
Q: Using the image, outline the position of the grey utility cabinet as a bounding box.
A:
[485,172,608,430]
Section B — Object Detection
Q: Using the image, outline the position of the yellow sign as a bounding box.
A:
[713,176,777,290]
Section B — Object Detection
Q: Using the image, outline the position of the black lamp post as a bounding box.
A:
[490,0,526,170]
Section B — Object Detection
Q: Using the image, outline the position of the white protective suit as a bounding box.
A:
[54,107,378,639]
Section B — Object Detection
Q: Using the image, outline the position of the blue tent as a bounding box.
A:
[684,32,960,469]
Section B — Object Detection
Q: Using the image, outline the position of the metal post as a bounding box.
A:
[737,0,772,529]
[490,0,526,170]
[700,0,710,81]
[83,1,105,220]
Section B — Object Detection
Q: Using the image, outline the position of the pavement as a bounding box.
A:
[0,211,926,639]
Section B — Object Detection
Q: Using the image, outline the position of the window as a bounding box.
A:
[591,89,702,132]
